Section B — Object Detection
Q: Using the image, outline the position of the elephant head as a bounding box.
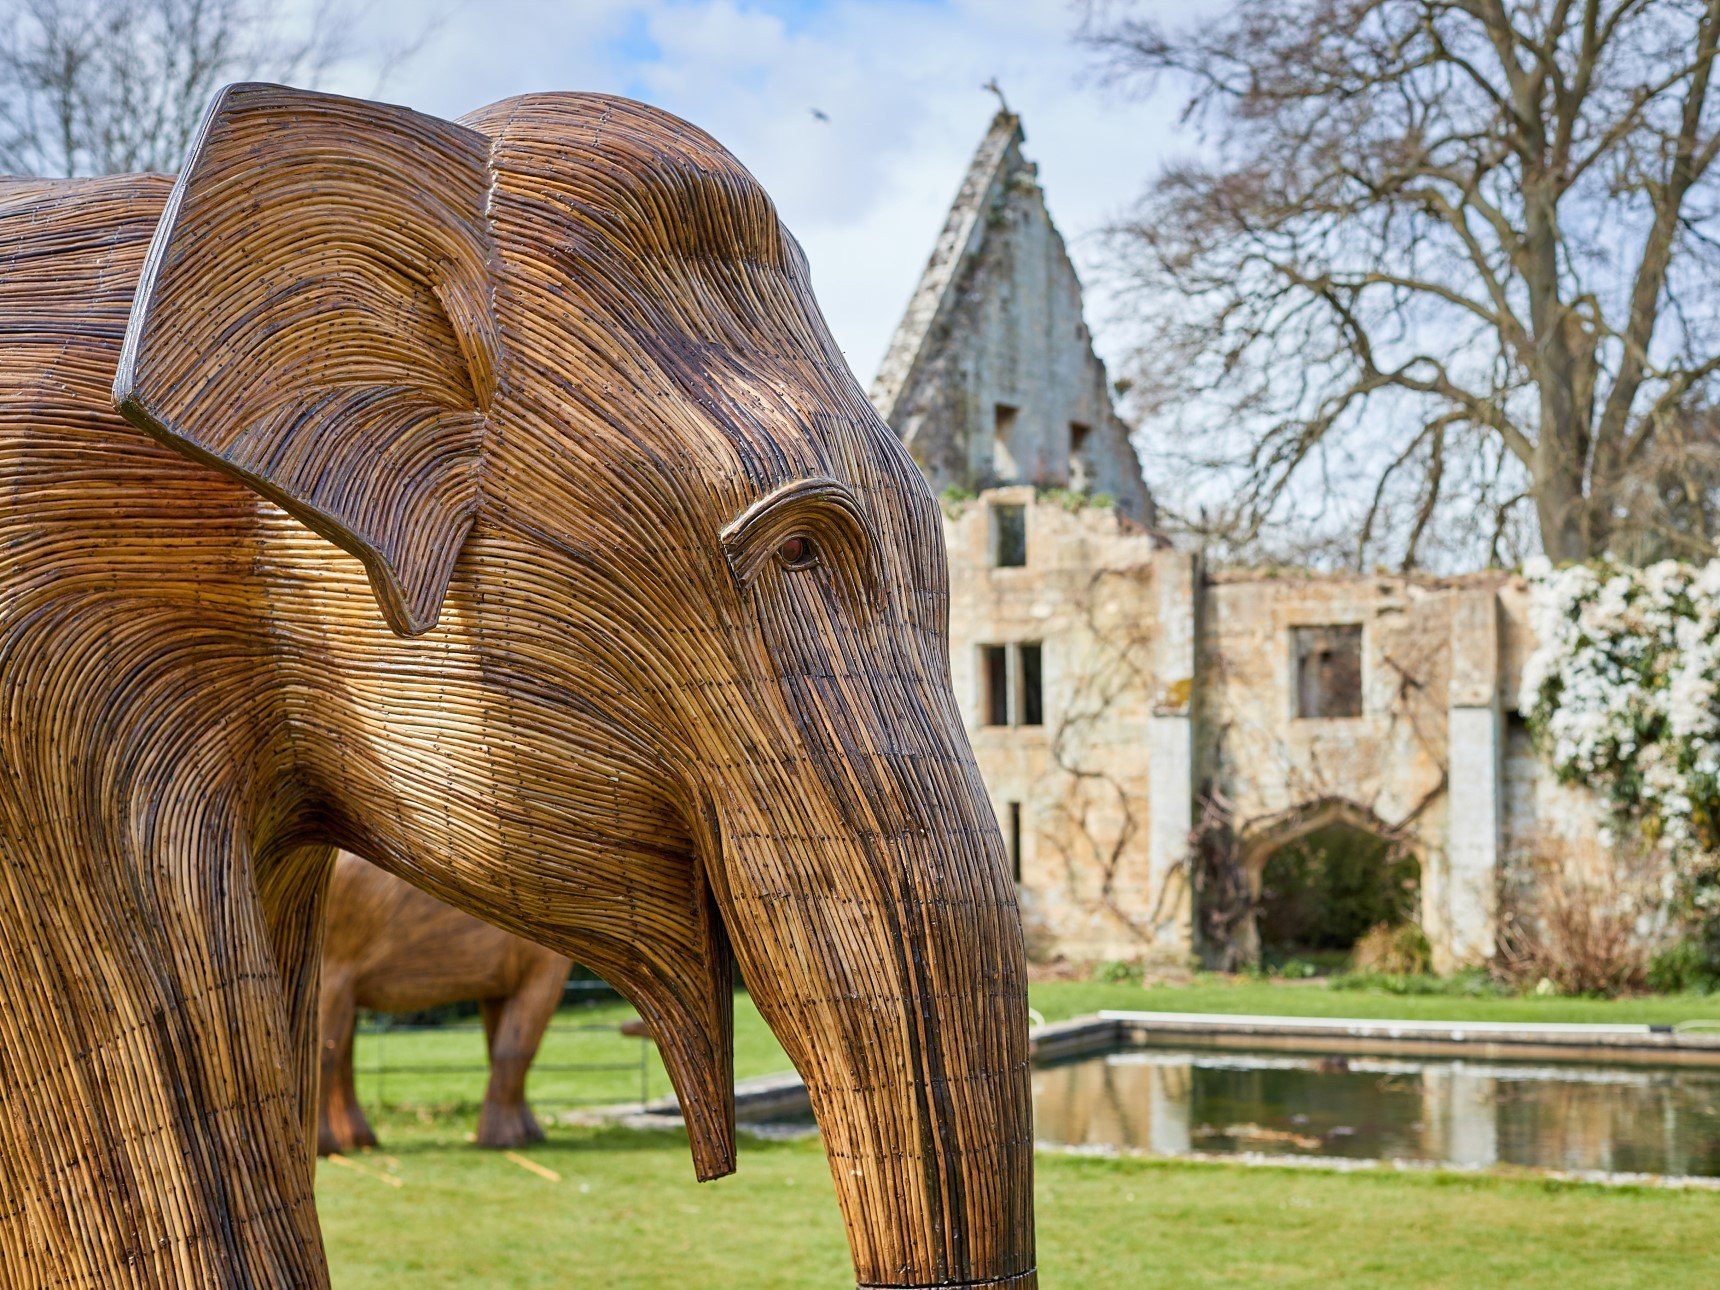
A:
[115,85,1034,1288]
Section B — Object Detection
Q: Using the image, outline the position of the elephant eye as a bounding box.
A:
[776,534,818,570]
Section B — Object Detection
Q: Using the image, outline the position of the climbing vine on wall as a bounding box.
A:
[1520,558,1720,932]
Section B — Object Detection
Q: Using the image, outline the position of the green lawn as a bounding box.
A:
[1028,976,1720,1026]
[351,993,789,1111]
[351,977,1720,1118]
[326,977,1720,1286]
[318,1120,1720,1288]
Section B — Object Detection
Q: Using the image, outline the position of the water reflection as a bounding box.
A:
[1032,1049,1720,1177]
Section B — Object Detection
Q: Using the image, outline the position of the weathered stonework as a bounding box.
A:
[872,111,1154,524]
[875,112,1622,969]
[1198,568,1506,969]
[943,489,1172,961]
[940,492,1597,969]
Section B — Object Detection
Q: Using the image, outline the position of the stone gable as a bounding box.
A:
[871,112,1154,524]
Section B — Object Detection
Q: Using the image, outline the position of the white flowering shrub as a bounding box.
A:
[1520,558,1720,941]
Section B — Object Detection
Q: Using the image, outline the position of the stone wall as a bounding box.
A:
[887,110,1635,972]
[944,487,1168,960]
[1196,570,1503,968]
[942,491,1625,969]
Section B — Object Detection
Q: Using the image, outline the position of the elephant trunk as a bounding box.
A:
[716,774,1037,1289]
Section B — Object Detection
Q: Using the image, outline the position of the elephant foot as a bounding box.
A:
[476,1100,545,1149]
[318,1114,380,1157]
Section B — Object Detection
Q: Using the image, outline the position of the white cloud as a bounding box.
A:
[329,0,1197,384]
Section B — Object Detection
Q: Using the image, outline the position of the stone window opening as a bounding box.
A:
[1007,801,1023,883]
[1068,421,1092,492]
[1293,624,1363,719]
[1018,643,1043,726]
[992,403,1020,483]
[991,502,1027,567]
[981,645,1010,726]
[979,642,1045,728]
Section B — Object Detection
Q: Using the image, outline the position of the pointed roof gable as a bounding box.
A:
[869,110,1024,425]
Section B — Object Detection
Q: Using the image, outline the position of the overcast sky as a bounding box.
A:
[323,0,1199,385]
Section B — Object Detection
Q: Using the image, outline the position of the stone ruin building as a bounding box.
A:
[874,111,1602,971]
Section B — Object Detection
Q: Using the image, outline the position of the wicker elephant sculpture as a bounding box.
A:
[317,851,574,1155]
[0,84,1034,1289]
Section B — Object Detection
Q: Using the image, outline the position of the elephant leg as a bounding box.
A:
[475,966,565,1149]
[317,977,377,1155]
[257,841,336,1162]
[480,994,503,1057]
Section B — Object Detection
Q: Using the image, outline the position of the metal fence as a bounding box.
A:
[353,979,657,1110]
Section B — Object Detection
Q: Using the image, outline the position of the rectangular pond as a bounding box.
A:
[1033,1046,1720,1179]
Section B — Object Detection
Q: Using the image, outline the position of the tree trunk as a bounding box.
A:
[1535,466,1592,562]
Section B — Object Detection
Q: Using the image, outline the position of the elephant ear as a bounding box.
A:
[115,82,499,637]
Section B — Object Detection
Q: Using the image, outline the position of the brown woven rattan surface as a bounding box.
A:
[0,84,1033,1288]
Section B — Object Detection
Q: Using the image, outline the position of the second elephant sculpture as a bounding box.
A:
[318,851,574,1155]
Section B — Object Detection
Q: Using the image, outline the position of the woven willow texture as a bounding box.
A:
[317,851,574,1155]
[0,84,1034,1288]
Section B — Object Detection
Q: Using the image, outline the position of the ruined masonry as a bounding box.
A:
[870,110,1154,524]
[874,112,1599,969]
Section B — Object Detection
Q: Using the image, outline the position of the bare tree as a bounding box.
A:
[1085,0,1720,569]
[0,0,413,178]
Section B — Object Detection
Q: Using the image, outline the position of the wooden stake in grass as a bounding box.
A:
[504,1152,563,1183]
[323,1155,406,1189]
[1,82,1035,1289]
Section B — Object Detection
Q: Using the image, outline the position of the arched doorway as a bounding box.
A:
[1240,800,1422,970]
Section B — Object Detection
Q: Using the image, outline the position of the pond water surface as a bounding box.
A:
[1032,1047,1720,1178]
